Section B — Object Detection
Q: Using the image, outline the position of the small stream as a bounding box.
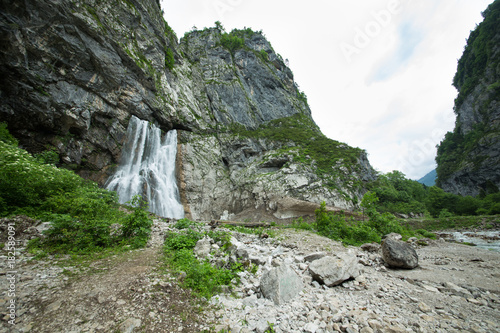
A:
[437,230,500,252]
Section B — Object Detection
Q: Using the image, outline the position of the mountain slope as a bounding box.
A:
[0,0,376,220]
[436,0,500,196]
[417,169,436,187]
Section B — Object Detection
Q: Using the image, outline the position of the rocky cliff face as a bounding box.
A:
[0,0,376,220]
[436,0,500,197]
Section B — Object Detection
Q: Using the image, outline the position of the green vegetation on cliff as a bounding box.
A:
[436,0,500,189]
[453,0,500,110]
[229,113,367,195]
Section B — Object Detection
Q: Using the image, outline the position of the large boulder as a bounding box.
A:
[193,237,212,258]
[260,264,303,305]
[308,254,360,287]
[382,238,418,269]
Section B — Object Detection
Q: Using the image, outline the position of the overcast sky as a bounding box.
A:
[160,0,493,180]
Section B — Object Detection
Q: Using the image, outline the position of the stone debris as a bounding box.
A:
[260,264,303,305]
[308,254,360,287]
[381,237,419,269]
[1,217,500,333]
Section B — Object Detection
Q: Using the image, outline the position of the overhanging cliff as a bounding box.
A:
[0,0,376,220]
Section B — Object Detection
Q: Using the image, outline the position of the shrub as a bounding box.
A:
[0,136,154,253]
[163,226,240,298]
[220,33,244,54]
[415,229,437,239]
[40,213,113,252]
[315,202,381,246]
[165,48,175,70]
[165,248,238,298]
[439,209,454,218]
[0,122,18,146]
[121,195,153,248]
[0,141,82,210]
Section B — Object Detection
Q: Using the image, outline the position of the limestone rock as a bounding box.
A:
[260,264,303,305]
[361,243,381,253]
[381,238,418,269]
[304,251,327,262]
[118,318,142,333]
[193,237,212,258]
[308,254,360,287]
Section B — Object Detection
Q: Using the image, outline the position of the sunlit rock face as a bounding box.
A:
[0,0,377,221]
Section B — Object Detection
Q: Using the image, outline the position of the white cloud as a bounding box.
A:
[161,0,493,179]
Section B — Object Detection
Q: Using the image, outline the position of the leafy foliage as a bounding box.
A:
[315,200,414,246]
[368,171,427,215]
[367,170,500,218]
[121,195,153,248]
[220,32,245,54]
[437,1,500,187]
[165,48,175,70]
[0,122,18,146]
[232,113,365,193]
[163,224,242,298]
[0,129,153,253]
[453,0,500,109]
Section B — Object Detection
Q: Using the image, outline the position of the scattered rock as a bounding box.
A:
[304,251,327,262]
[382,237,419,269]
[383,233,403,241]
[260,264,303,305]
[361,243,380,253]
[118,318,142,333]
[193,237,212,258]
[308,253,360,287]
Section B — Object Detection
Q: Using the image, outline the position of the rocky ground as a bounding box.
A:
[1,216,499,333]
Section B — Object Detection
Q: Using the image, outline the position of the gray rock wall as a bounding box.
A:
[0,0,377,220]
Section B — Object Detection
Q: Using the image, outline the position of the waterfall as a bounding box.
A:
[106,116,185,219]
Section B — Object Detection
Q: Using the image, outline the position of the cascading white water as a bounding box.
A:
[106,116,185,219]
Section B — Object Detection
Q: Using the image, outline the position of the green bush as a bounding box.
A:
[35,149,59,165]
[315,202,381,246]
[0,122,18,146]
[415,229,437,239]
[438,209,454,218]
[163,227,241,298]
[121,195,153,248]
[0,141,83,210]
[220,33,244,54]
[164,229,203,251]
[0,135,153,253]
[165,48,175,70]
[40,213,114,252]
[173,218,202,230]
[166,248,238,298]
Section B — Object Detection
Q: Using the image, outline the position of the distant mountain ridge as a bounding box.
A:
[417,169,436,187]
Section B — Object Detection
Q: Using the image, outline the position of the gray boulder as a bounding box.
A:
[382,238,418,269]
[260,264,303,305]
[304,251,327,262]
[193,237,212,258]
[308,254,360,287]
